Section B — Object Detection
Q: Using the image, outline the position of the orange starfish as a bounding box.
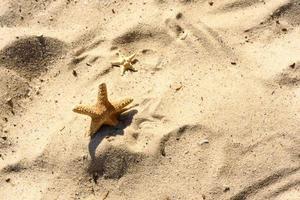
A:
[73,83,133,136]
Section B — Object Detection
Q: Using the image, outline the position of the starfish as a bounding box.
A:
[73,83,133,137]
[111,53,137,75]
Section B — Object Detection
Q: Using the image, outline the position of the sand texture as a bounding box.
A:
[0,0,299,199]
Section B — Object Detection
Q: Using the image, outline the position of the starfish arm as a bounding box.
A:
[104,115,119,126]
[111,61,122,66]
[128,64,138,72]
[111,57,125,66]
[126,53,136,62]
[115,108,129,115]
[73,105,99,117]
[97,83,108,103]
[112,98,133,113]
[120,65,125,76]
[89,117,106,136]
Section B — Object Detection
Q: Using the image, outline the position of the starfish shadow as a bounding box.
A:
[88,109,138,159]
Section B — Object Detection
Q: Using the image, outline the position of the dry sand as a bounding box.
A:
[0,0,299,199]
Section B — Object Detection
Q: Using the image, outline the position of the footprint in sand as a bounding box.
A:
[165,14,235,59]
[69,38,105,67]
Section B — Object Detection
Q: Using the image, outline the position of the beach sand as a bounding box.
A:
[0,0,299,199]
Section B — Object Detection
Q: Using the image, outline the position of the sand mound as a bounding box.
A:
[0,0,55,27]
[276,62,300,87]
[0,35,66,79]
[270,1,300,25]
[112,24,173,48]
[242,0,300,38]
[0,68,30,122]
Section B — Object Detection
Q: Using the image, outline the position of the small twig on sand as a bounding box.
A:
[101,190,109,200]
[59,126,65,132]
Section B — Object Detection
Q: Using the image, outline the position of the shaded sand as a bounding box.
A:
[0,0,299,199]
